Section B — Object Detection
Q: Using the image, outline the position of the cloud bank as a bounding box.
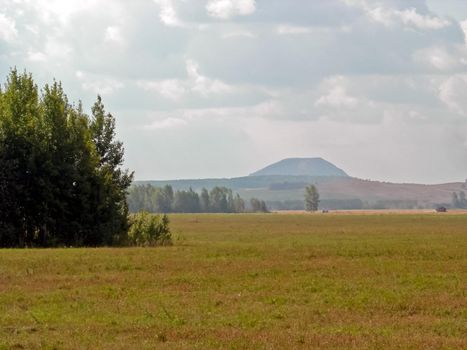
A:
[1,0,467,183]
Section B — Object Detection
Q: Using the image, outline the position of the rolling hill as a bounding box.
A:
[135,158,466,209]
[250,158,348,177]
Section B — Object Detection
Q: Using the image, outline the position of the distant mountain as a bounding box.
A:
[134,157,465,209]
[250,158,349,177]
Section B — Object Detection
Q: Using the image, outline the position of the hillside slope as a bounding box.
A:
[250,158,348,177]
[136,175,465,208]
[235,177,464,206]
[135,157,465,209]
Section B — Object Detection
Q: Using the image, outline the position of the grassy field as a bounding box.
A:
[0,213,466,349]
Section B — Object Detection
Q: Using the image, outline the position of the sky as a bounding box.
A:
[1,0,467,184]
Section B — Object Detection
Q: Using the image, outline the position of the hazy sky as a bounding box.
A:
[1,0,467,183]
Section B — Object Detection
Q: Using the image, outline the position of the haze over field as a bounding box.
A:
[139,157,467,209]
[1,0,467,183]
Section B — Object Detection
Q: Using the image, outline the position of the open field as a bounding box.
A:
[1,214,466,349]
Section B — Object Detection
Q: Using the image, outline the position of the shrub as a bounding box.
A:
[128,212,172,247]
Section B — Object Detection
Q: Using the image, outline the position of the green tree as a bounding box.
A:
[155,185,174,212]
[0,69,46,247]
[173,188,201,213]
[459,191,466,208]
[305,184,320,211]
[200,188,210,212]
[452,192,460,208]
[250,198,268,213]
[233,194,245,213]
[126,184,248,214]
[0,69,133,247]
[209,187,230,212]
[83,96,134,245]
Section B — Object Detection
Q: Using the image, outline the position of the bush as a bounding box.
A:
[128,212,172,247]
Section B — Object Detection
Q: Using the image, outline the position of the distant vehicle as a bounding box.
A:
[436,207,447,213]
[322,209,329,213]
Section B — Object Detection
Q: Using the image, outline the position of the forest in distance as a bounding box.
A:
[128,183,467,212]
[127,183,322,213]
[127,184,269,213]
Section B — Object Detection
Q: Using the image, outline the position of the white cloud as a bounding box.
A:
[413,47,458,71]
[222,30,256,39]
[33,0,101,25]
[461,19,467,45]
[439,75,467,115]
[186,60,232,96]
[139,79,186,101]
[145,100,283,125]
[366,7,394,26]
[81,80,124,95]
[27,50,47,62]
[146,117,187,129]
[23,37,72,64]
[398,8,450,30]
[76,71,124,95]
[277,25,312,35]
[25,24,40,36]
[105,26,125,46]
[154,0,183,27]
[343,1,450,30]
[0,14,18,42]
[30,38,73,64]
[277,24,351,35]
[179,100,283,121]
[1,0,467,182]
[206,0,256,19]
[315,86,358,109]
[139,60,233,100]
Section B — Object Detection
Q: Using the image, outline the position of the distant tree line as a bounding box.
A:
[128,184,268,213]
[0,69,135,247]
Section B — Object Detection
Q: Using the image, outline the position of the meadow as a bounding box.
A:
[0,213,466,349]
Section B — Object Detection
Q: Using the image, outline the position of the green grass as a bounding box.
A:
[1,213,466,349]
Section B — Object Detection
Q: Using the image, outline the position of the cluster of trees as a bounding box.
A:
[128,184,269,213]
[0,69,133,247]
[250,198,268,213]
[452,191,467,208]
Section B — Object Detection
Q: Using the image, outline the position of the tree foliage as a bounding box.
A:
[127,212,171,247]
[250,198,268,213]
[0,69,133,247]
[128,185,248,213]
[304,184,320,211]
[452,191,466,208]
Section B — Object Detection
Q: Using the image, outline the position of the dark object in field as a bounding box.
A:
[436,207,447,213]
[322,210,329,213]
